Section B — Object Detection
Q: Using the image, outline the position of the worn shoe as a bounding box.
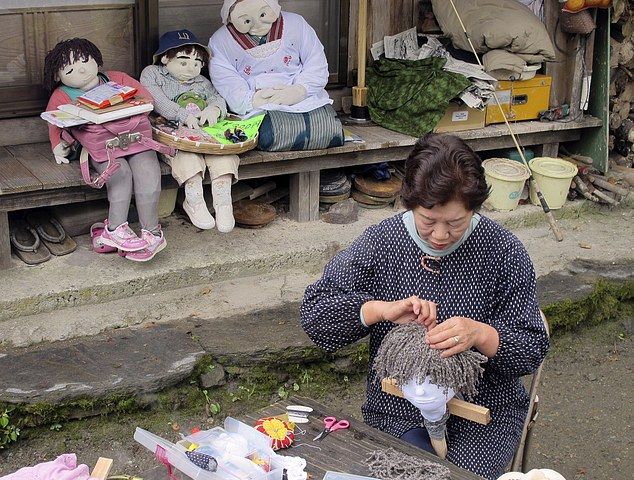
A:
[125,228,166,262]
[183,198,215,229]
[90,222,117,254]
[100,220,148,252]
[215,204,235,233]
[184,175,215,229]
[211,175,234,233]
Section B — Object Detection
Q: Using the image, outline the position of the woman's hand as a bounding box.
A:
[362,297,437,329]
[426,316,499,358]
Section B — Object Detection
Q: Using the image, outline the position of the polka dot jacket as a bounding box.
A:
[300,213,550,480]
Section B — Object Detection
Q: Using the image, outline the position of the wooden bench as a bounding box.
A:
[0,115,602,269]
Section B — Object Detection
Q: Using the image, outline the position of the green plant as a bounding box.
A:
[278,386,289,399]
[49,423,63,431]
[202,390,221,416]
[0,409,20,449]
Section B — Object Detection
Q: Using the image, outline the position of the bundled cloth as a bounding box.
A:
[0,454,93,480]
[366,57,470,137]
[431,0,554,78]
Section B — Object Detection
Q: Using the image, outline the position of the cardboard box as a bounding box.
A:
[485,74,552,125]
[434,102,486,133]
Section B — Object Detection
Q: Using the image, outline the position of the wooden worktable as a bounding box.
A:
[242,396,484,480]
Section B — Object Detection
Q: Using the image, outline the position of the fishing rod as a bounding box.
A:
[448,0,564,242]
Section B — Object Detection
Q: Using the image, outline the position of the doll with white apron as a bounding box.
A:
[208,0,344,151]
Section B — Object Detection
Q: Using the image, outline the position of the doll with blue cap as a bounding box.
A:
[141,29,239,232]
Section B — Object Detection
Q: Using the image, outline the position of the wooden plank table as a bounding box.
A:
[242,396,483,480]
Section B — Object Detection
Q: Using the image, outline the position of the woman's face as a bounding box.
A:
[412,198,473,250]
[57,52,99,91]
[230,0,278,36]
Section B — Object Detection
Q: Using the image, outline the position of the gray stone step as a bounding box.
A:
[0,200,611,324]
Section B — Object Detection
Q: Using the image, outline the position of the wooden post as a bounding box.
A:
[289,171,319,222]
[91,458,113,480]
[0,211,10,270]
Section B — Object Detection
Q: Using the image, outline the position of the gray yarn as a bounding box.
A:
[367,448,451,480]
[373,323,487,398]
[424,411,450,440]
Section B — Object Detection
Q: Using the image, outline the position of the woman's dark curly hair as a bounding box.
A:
[43,38,103,93]
[401,134,490,211]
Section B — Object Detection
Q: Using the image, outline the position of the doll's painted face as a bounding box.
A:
[230,0,278,36]
[57,52,100,91]
[401,376,455,421]
[162,48,204,82]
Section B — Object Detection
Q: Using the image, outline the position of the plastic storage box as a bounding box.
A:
[134,417,285,480]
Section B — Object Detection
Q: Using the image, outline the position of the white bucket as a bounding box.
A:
[528,157,578,209]
[483,158,530,211]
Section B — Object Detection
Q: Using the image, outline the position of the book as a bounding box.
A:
[58,97,154,124]
[77,81,138,109]
[40,110,89,128]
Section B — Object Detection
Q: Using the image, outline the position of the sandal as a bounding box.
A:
[26,209,77,256]
[9,218,51,265]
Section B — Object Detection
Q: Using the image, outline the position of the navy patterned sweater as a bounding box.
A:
[300,213,549,479]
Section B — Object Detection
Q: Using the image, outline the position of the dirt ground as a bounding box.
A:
[0,317,631,479]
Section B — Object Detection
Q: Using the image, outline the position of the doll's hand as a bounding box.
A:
[185,114,200,130]
[266,84,307,106]
[252,88,276,108]
[53,141,70,164]
[198,106,221,127]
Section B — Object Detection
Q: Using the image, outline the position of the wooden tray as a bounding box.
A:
[151,116,258,155]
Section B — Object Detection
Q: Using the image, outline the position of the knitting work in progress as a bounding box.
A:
[373,323,487,397]
[367,448,451,480]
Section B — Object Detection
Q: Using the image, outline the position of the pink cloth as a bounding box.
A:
[0,453,94,480]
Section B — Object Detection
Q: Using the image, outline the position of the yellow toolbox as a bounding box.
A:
[485,74,551,125]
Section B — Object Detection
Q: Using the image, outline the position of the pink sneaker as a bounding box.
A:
[90,223,118,254]
[124,228,166,262]
[100,220,148,252]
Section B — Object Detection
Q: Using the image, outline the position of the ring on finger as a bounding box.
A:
[453,335,460,345]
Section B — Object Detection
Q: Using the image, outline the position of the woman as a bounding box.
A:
[300,134,549,479]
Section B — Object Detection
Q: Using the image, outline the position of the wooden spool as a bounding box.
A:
[352,190,397,205]
[353,175,402,198]
[233,200,276,228]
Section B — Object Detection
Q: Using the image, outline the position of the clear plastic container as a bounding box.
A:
[134,417,284,480]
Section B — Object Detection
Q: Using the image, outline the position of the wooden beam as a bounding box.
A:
[0,210,11,270]
[91,457,113,480]
[381,378,491,425]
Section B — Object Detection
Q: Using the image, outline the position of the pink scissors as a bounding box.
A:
[313,416,350,441]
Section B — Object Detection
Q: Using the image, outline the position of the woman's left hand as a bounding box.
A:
[426,316,482,358]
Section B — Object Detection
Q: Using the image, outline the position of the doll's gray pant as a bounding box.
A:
[91,150,161,230]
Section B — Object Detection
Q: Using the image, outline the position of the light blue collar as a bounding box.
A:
[403,210,480,257]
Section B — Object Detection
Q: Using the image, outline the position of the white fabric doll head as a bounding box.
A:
[43,38,104,93]
[221,0,281,35]
[153,29,211,82]
[401,376,455,422]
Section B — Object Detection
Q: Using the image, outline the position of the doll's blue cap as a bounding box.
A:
[153,29,211,64]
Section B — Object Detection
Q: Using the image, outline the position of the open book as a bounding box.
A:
[57,97,154,124]
[40,110,89,128]
[77,81,137,109]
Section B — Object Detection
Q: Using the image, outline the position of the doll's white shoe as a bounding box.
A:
[184,175,215,230]
[215,204,235,233]
[212,175,235,233]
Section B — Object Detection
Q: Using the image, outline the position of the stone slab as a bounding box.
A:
[0,323,204,405]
